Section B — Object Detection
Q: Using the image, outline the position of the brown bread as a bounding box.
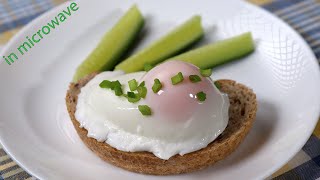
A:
[66,73,257,175]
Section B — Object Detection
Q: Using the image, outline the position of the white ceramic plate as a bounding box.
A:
[0,0,319,179]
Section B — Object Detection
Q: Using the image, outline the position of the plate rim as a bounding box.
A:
[243,2,320,179]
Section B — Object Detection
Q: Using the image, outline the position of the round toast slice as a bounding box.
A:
[66,73,257,175]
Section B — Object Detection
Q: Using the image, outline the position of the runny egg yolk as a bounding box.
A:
[142,60,216,122]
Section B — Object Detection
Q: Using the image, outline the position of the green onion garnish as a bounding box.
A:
[152,78,162,93]
[137,86,147,98]
[128,79,138,91]
[171,72,184,85]
[200,69,212,77]
[99,80,112,89]
[114,86,123,96]
[214,81,221,89]
[196,91,206,102]
[111,80,121,90]
[138,105,152,116]
[138,81,145,87]
[100,80,123,96]
[127,92,135,98]
[144,63,154,72]
[127,92,141,103]
[189,75,201,83]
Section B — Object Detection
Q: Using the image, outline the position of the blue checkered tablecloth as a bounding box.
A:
[0,0,319,179]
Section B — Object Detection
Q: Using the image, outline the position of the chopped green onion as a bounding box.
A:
[128,79,138,91]
[99,80,113,89]
[200,69,212,77]
[111,80,122,90]
[138,81,145,87]
[214,81,221,89]
[138,105,152,116]
[196,91,206,102]
[114,86,123,96]
[100,80,123,96]
[128,96,140,103]
[144,63,154,72]
[137,86,147,98]
[171,72,184,85]
[127,92,136,98]
[127,92,141,103]
[152,78,162,93]
[189,75,201,83]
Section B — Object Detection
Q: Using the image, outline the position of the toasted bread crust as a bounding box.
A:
[66,73,257,175]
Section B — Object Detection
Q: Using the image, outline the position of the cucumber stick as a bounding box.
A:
[115,16,204,73]
[73,5,144,82]
[167,32,255,69]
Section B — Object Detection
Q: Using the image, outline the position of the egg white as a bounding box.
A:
[75,71,229,159]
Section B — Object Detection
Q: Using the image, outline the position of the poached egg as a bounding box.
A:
[75,61,229,160]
